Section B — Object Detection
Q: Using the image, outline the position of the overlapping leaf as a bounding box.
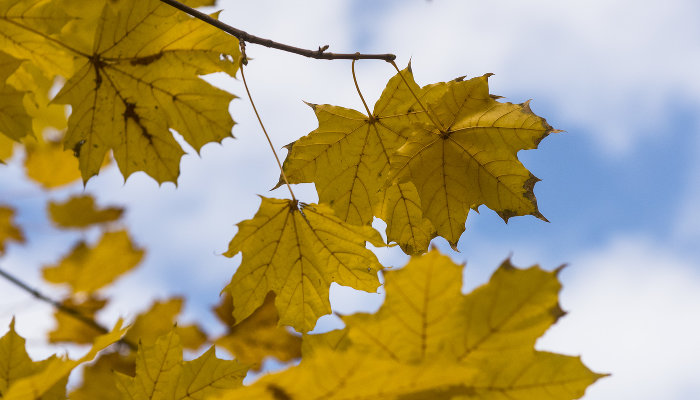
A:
[0,0,75,78]
[281,66,437,254]
[218,251,603,399]
[224,197,384,332]
[214,292,301,370]
[115,329,248,400]
[42,230,144,293]
[52,0,239,183]
[48,296,108,344]
[124,298,207,349]
[0,51,31,141]
[2,319,127,400]
[48,194,123,228]
[390,74,554,247]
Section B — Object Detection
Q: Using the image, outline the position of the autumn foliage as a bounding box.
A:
[0,0,603,399]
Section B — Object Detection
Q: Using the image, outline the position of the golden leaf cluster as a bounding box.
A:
[0,0,602,399]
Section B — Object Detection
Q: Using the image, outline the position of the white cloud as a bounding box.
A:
[372,0,700,154]
[537,235,700,400]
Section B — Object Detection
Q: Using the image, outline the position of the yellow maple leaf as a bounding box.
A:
[224,197,384,333]
[42,230,144,293]
[0,205,24,255]
[218,250,603,399]
[123,298,207,350]
[115,329,248,400]
[2,319,127,400]
[52,0,239,183]
[0,51,31,142]
[213,291,301,371]
[281,66,437,254]
[390,74,554,248]
[48,194,123,228]
[48,296,108,345]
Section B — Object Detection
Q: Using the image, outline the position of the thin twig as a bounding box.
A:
[0,267,137,351]
[159,0,395,61]
[239,43,297,201]
[389,60,444,131]
[352,59,372,117]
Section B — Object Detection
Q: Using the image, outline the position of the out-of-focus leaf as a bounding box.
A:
[48,194,123,228]
[0,205,24,255]
[123,298,207,350]
[42,230,143,293]
[48,296,108,345]
[214,291,301,370]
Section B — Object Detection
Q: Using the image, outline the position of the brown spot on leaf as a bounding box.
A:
[130,53,163,66]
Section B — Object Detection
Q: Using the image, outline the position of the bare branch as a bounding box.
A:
[0,267,137,351]
[159,0,396,61]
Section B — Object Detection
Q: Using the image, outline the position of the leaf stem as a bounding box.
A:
[0,266,137,351]
[352,59,372,117]
[158,0,395,61]
[239,43,296,202]
[389,60,444,131]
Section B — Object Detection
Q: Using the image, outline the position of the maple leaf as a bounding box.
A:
[280,66,452,254]
[217,250,603,399]
[213,291,302,371]
[48,296,108,345]
[281,67,433,225]
[224,196,384,333]
[390,74,554,248]
[0,205,24,255]
[124,298,207,350]
[48,194,123,228]
[115,328,248,400]
[42,230,144,293]
[52,0,240,183]
[2,319,127,400]
[0,51,32,141]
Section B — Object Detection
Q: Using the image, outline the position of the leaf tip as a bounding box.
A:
[302,101,318,110]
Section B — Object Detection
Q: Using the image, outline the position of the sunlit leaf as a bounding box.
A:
[218,251,603,399]
[53,0,240,183]
[224,197,384,332]
[390,75,554,247]
[281,67,433,229]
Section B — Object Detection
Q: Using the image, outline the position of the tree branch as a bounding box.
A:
[159,0,396,61]
[0,267,137,351]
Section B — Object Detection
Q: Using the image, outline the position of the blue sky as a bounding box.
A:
[1,0,699,398]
